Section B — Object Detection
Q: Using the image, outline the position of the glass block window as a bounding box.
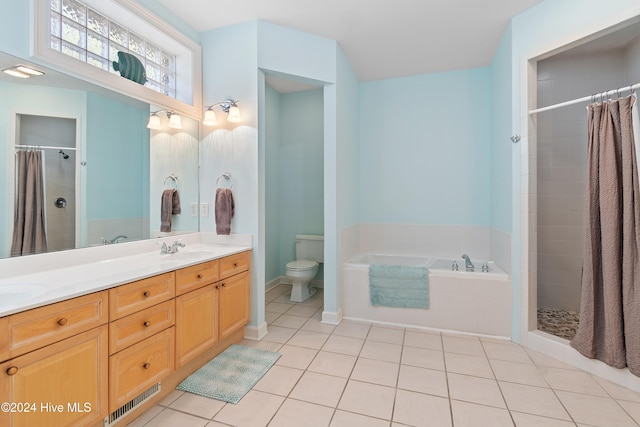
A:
[49,0,176,98]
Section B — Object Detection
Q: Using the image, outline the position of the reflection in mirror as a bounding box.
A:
[0,52,199,258]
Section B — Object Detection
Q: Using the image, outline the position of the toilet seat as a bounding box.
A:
[286,260,318,271]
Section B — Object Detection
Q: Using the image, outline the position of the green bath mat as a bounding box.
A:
[176,344,281,404]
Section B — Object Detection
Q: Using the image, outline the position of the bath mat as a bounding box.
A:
[176,344,281,404]
[369,264,429,309]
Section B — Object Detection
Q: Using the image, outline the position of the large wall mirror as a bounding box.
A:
[0,51,200,258]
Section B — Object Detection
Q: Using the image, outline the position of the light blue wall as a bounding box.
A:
[359,68,492,226]
[86,92,149,220]
[265,85,282,283]
[0,0,30,58]
[264,87,324,283]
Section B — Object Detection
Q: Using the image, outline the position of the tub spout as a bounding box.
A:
[462,254,474,272]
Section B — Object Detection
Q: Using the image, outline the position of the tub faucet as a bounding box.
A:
[462,254,474,272]
[102,235,127,244]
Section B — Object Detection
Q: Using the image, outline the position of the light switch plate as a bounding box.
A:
[200,203,209,217]
[190,203,198,216]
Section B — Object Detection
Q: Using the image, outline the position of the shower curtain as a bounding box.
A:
[571,94,640,376]
[10,150,48,256]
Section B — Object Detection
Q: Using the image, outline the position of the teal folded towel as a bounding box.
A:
[369,264,429,309]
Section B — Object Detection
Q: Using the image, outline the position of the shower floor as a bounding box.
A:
[537,308,580,340]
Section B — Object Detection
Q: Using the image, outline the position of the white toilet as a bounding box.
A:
[285,234,324,302]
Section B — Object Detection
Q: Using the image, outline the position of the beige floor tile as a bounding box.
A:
[266,301,294,314]
[322,334,365,356]
[144,408,210,427]
[125,405,164,427]
[445,352,495,379]
[168,392,226,419]
[252,365,304,396]
[333,320,371,339]
[401,346,445,371]
[213,390,284,427]
[393,389,452,427]
[448,373,506,408]
[286,304,320,317]
[404,330,443,350]
[330,409,390,427]
[289,371,347,407]
[307,350,357,378]
[275,344,318,370]
[592,375,640,403]
[298,291,324,308]
[266,311,282,324]
[271,314,308,329]
[451,399,513,427]
[262,325,298,344]
[442,335,485,356]
[510,411,576,426]
[360,340,402,363]
[618,400,640,424]
[269,398,334,427]
[525,348,579,370]
[239,339,282,352]
[271,293,295,304]
[483,342,533,364]
[338,380,396,420]
[538,366,608,396]
[397,364,448,397]
[351,357,399,387]
[499,382,570,420]
[556,390,637,427]
[286,330,330,350]
[490,359,548,387]
[301,317,337,334]
[367,325,405,344]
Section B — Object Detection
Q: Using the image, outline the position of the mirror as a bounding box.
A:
[0,51,200,258]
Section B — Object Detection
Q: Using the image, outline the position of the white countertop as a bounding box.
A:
[0,233,252,317]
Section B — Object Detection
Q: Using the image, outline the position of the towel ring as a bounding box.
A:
[164,174,179,189]
[216,172,233,189]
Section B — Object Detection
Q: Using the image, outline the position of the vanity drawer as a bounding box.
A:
[109,272,175,320]
[219,251,251,279]
[109,300,175,355]
[175,260,218,295]
[0,291,108,362]
[109,327,174,411]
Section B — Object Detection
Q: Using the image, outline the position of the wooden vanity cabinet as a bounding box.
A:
[219,270,251,340]
[175,284,219,367]
[0,293,109,427]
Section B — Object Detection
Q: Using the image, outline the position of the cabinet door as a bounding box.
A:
[219,271,250,340]
[0,325,108,427]
[175,284,219,367]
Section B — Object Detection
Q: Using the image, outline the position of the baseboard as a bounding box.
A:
[265,276,324,292]
[322,308,342,325]
[244,321,268,341]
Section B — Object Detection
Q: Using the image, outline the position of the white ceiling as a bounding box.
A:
[157,0,543,82]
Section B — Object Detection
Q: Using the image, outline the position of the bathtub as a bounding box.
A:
[341,253,512,337]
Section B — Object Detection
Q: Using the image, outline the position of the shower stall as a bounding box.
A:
[13,114,77,255]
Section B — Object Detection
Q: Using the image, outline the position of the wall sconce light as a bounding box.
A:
[2,64,45,79]
[147,110,182,130]
[203,99,241,126]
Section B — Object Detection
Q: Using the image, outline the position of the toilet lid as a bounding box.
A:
[287,260,318,270]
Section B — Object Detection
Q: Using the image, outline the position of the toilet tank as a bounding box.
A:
[295,234,324,263]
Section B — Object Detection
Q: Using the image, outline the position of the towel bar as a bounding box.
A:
[164,174,179,189]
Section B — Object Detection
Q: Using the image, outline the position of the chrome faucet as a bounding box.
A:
[102,235,128,244]
[160,240,185,255]
[462,254,474,272]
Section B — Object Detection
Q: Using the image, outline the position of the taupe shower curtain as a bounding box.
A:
[10,150,47,256]
[571,95,640,376]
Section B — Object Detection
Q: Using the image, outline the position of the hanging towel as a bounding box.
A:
[215,188,235,235]
[160,189,181,232]
[369,264,429,309]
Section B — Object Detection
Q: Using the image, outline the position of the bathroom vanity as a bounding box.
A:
[0,235,251,426]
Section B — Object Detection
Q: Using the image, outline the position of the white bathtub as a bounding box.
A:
[341,253,512,337]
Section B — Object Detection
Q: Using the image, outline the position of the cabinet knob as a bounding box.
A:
[143,291,150,297]
[143,321,151,328]
[143,362,151,370]
[57,318,68,326]
[221,283,226,287]
[6,366,18,376]
[197,274,202,279]
[215,285,220,289]
[233,262,238,268]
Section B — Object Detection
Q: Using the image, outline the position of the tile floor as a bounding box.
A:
[128,285,640,427]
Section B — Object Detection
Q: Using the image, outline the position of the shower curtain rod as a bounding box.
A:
[529,82,640,115]
[15,145,77,151]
